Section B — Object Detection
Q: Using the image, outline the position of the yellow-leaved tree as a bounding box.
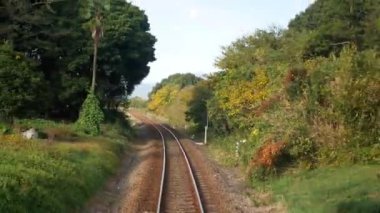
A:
[148,84,180,114]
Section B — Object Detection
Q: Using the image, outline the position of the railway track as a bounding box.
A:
[130,112,204,213]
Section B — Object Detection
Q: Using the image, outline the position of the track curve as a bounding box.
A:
[130,112,204,213]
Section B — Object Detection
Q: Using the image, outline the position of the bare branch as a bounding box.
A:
[31,0,65,7]
[330,41,351,46]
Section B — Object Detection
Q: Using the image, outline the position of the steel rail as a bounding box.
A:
[142,120,166,213]
[132,112,204,213]
[158,124,205,213]
[129,112,167,213]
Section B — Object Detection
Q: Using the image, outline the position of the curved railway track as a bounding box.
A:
[131,112,204,213]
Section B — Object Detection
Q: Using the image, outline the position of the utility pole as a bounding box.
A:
[204,107,208,145]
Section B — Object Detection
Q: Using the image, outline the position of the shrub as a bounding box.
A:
[103,109,134,137]
[248,140,287,181]
[0,122,10,135]
[331,49,380,146]
[76,93,104,136]
[288,136,316,167]
[284,67,308,101]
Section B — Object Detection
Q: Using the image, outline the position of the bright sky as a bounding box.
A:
[132,0,314,96]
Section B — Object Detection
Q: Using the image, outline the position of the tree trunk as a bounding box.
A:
[90,13,102,93]
[91,38,98,93]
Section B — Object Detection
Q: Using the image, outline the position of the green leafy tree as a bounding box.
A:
[149,73,201,99]
[98,0,156,105]
[0,43,44,119]
[0,0,90,118]
[186,81,212,132]
[129,97,147,108]
[0,0,155,119]
[74,0,110,133]
[289,0,380,57]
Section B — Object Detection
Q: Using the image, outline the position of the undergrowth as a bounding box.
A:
[0,110,131,212]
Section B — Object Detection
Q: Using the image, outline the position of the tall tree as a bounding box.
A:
[0,0,90,118]
[79,0,111,93]
[289,0,380,57]
[0,43,44,119]
[148,73,201,99]
[185,81,212,132]
[0,0,155,119]
[98,0,156,105]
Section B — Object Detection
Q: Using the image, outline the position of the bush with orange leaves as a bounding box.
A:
[248,140,287,181]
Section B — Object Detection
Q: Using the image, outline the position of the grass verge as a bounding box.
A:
[263,165,380,213]
[207,135,380,213]
[0,111,131,212]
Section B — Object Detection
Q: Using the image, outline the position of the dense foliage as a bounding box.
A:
[0,0,155,119]
[150,0,380,183]
[0,43,44,119]
[185,81,212,132]
[148,73,202,99]
[129,97,147,108]
[0,1,148,210]
[75,93,104,136]
[147,73,201,127]
[288,0,380,57]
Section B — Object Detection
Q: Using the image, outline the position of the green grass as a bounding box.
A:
[265,165,380,213]
[206,131,380,213]
[0,113,131,213]
[208,134,240,167]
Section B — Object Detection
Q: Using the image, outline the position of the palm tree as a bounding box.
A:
[80,0,110,93]
[90,13,103,92]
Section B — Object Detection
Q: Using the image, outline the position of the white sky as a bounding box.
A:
[131,0,314,96]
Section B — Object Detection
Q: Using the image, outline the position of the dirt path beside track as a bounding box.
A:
[83,121,163,213]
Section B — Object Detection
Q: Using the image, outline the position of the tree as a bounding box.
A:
[79,0,111,93]
[98,0,156,104]
[210,29,285,129]
[148,84,180,113]
[0,0,156,119]
[0,0,90,118]
[0,43,44,119]
[288,0,380,57]
[148,73,202,99]
[186,81,212,132]
[129,97,147,108]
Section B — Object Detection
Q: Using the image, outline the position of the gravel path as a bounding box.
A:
[178,136,283,213]
[83,122,163,213]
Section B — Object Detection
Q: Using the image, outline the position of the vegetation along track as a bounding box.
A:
[130,111,204,213]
